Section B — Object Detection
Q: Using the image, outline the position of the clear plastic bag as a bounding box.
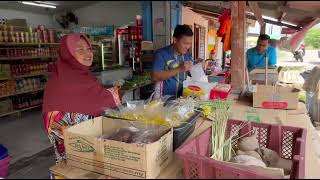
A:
[104,94,196,128]
[164,98,196,127]
[97,126,168,144]
[105,126,140,143]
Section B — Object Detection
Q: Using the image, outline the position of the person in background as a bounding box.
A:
[42,33,121,163]
[151,25,194,98]
[246,34,277,72]
[269,38,278,48]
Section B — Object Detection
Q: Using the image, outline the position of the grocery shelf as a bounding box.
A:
[0,56,57,61]
[0,87,45,98]
[14,72,50,78]
[0,43,60,46]
[0,76,11,81]
[0,72,50,80]
[0,104,42,118]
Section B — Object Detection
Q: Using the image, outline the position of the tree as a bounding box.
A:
[305,28,320,48]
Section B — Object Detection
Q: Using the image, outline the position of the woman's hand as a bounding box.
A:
[115,86,124,100]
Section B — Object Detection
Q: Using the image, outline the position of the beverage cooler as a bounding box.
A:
[116,15,143,74]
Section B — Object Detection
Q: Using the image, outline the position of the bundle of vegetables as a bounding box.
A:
[197,100,234,118]
[206,100,236,161]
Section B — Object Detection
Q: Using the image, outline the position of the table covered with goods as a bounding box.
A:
[48,93,320,179]
[49,65,320,179]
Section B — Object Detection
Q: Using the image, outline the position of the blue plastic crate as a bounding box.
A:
[0,145,8,160]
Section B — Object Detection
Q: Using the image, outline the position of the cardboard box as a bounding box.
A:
[249,68,278,85]
[141,41,153,51]
[64,116,173,179]
[252,85,299,110]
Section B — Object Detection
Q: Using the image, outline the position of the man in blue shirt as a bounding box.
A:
[247,34,277,72]
[152,25,194,98]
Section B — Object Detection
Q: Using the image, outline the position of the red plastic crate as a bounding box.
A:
[209,86,232,100]
[176,119,307,179]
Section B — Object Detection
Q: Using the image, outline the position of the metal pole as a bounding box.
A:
[265,53,268,86]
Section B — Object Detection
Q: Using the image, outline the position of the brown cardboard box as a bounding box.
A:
[249,68,278,85]
[252,85,299,110]
[64,116,173,179]
[141,41,153,51]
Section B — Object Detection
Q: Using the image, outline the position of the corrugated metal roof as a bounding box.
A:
[183,1,320,29]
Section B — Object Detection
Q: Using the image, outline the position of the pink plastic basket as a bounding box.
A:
[176,119,307,179]
[0,156,10,178]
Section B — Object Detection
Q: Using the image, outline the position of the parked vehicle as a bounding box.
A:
[293,44,305,62]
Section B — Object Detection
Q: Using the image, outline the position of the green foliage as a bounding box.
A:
[305,28,320,48]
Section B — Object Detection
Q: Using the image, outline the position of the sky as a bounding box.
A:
[314,23,320,29]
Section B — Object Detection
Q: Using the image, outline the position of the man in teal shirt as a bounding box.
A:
[247,34,277,72]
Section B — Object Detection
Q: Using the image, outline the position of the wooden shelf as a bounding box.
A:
[0,76,11,81]
[0,104,42,118]
[0,43,59,46]
[0,56,57,61]
[0,87,45,98]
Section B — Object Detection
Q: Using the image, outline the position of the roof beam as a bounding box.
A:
[182,1,225,15]
[278,6,320,19]
[246,14,301,30]
[248,1,265,26]
[190,8,220,19]
[182,1,302,30]
[278,1,288,22]
[248,1,265,34]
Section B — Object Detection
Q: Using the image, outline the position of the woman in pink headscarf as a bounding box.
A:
[42,33,121,163]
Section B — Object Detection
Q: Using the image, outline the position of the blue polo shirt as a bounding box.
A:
[152,45,193,97]
[246,46,277,71]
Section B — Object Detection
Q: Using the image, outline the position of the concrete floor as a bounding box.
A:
[0,108,55,179]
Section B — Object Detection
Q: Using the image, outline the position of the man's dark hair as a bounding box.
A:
[258,34,270,42]
[173,24,193,39]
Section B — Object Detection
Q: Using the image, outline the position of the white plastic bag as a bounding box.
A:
[190,63,207,82]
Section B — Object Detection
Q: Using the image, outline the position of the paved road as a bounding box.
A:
[278,50,320,71]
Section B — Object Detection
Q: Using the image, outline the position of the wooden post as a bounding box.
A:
[231,1,246,92]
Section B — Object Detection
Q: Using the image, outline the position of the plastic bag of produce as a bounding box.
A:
[164,98,196,127]
[97,126,168,144]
